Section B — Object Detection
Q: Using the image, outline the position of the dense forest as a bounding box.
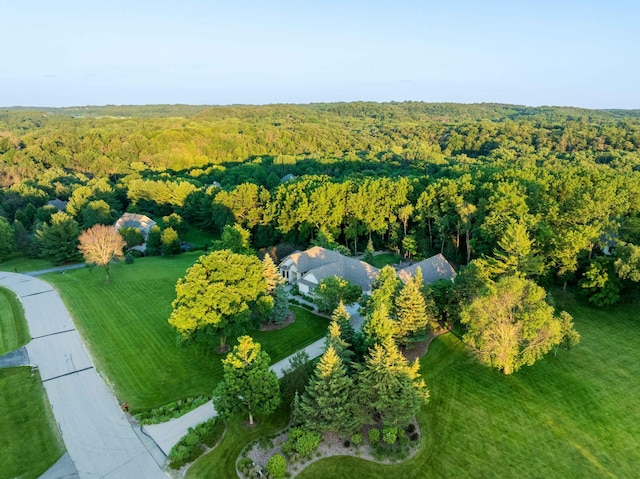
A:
[1,102,639,307]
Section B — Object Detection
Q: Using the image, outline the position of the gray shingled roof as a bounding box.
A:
[307,257,380,291]
[46,199,68,211]
[281,246,344,275]
[397,253,456,284]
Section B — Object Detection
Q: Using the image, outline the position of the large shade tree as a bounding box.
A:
[36,212,81,264]
[168,249,267,352]
[213,335,281,425]
[78,224,126,283]
[460,275,579,374]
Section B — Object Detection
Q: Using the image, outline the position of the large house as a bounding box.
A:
[113,213,157,253]
[279,246,456,296]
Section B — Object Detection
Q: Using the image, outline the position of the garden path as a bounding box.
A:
[0,271,167,479]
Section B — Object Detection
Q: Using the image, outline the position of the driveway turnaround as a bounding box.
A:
[0,272,167,479]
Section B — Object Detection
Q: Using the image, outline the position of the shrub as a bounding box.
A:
[266,454,287,479]
[368,428,380,446]
[343,440,351,448]
[405,423,416,434]
[238,457,253,475]
[195,418,225,448]
[258,436,275,451]
[282,428,321,459]
[134,396,210,424]
[383,427,398,445]
[125,252,134,264]
[351,433,363,447]
[410,432,419,442]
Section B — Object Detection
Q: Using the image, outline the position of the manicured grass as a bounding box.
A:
[370,253,401,268]
[0,367,65,479]
[0,286,30,355]
[0,254,56,273]
[295,292,640,478]
[182,228,218,249]
[44,254,329,411]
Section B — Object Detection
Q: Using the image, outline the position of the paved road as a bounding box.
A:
[0,272,167,479]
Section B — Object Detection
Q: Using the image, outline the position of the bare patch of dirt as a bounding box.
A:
[259,311,296,331]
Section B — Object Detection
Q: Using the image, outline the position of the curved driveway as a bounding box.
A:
[0,272,167,479]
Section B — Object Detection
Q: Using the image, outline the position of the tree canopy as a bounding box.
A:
[168,249,267,351]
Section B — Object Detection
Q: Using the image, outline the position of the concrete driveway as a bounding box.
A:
[0,272,167,479]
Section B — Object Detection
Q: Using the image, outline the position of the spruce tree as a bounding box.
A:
[325,321,353,365]
[331,301,358,351]
[395,267,436,345]
[263,253,284,294]
[213,336,281,425]
[356,337,429,428]
[362,303,395,348]
[294,346,360,435]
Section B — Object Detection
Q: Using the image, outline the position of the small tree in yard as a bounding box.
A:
[78,224,126,283]
[146,225,162,256]
[263,253,284,294]
[213,336,280,426]
[395,268,438,345]
[161,227,181,256]
[118,226,144,250]
[269,284,290,324]
[314,275,362,313]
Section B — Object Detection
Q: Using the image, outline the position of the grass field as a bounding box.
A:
[45,253,329,411]
[0,286,30,355]
[0,254,56,273]
[0,367,65,479]
[190,291,640,478]
[370,253,401,268]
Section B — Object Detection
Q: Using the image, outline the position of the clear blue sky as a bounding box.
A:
[2,0,639,108]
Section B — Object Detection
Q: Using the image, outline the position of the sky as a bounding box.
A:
[1,0,639,108]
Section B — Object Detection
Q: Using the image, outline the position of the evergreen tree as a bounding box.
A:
[146,225,162,256]
[362,238,375,264]
[325,321,353,365]
[362,303,395,348]
[367,265,402,318]
[262,253,283,294]
[269,284,290,324]
[36,212,81,264]
[213,336,280,425]
[294,346,360,435]
[331,301,358,353]
[395,268,436,345]
[356,338,429,428]
[484,221,543,278]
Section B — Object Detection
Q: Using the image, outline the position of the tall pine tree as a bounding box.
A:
[395,268,436,345]
[294,346,360,435]
[356,337,429,428]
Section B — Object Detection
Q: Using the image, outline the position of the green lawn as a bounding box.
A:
[0,286,30,355]
[190,291,640,478]
[0,367,65,479]
[45,254,329,411]
[0,254,56,273]
[370,253,401,268]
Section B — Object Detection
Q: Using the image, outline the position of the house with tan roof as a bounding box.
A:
[113,213,157,253]
[279,246,455,296]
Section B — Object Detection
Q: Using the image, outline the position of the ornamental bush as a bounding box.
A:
[266,454,286,479]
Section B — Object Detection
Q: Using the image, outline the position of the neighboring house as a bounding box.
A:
[113,213,157,253]
[280,173,296,182]
[279,246,379,295]
[46,199,68,211]
[279,246,456,296]
[396,253,457,284]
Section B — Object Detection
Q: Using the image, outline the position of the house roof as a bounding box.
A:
[113,213,157,237]
[46,199,68,211]
[280,246,379,291]
[280,246,344,274]
[397,253,457,284]
[281,173,296,182]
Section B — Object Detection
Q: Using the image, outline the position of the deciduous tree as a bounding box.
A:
[168,249,267,351]
[78,224,126,282]
[460,276,578,374]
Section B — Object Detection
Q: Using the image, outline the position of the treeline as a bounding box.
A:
[0,102,639,305]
